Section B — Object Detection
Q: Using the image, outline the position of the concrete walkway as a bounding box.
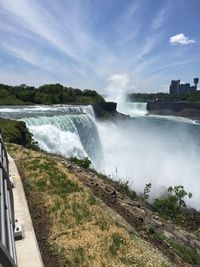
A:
[8,155,44,267]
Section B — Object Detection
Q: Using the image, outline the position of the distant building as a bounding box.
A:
[169,78,199,94]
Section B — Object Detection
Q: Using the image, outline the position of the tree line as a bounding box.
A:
[0,83,105,105]
[128,91,200,102]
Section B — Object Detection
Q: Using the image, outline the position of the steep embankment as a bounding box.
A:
[147,101,200,120]
[2,116,200,266]
[7,144,172,267]
[7,143,200,267]
[0,118,33,146]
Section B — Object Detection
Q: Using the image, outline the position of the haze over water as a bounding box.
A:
[0,104,200,210]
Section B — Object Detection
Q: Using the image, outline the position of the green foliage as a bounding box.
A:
[69,157,91,169]
[88,195,96,205]
[153,185,192,221]
[149,228,200,265]
[0,83,105,105]
[71,201,93,224]
[147,224,156,235]
[114,180,137,200]
[167,239,200,265]
[128,91,200,103]
[73,246,85,265]
[95,217,110,231]
[25,158,82,197]
[109,233,125,256]
[90,170,138,200]
[143,183,152,200]
[0,118,33,147]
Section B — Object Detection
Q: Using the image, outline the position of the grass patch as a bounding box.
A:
[22,157,82,197]
[69,157,91,169]
[35,178,46,191]
[109,233,125,256]
[167,239,200,265]
[87,194,96,205]
[148,227,200,265]
[7,144,173,267]
[95,217,110,231]
[74,246,86,266]
[71,201,93,225]
[91,170,138,201]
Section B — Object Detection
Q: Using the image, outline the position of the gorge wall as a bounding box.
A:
[92,102,117,117]
[147,101,200,119]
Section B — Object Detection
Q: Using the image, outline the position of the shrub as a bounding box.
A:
[153,185,192,221]
[69,157,91,169]
[143,183,152,200]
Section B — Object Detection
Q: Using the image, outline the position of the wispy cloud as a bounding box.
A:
[0,0,199,92]
[169,33,195,45]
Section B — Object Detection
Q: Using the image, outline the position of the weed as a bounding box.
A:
[88,194,96,205]
[69,157,91,169]
[49,174,81,197]
[71,201,93,224]
[167,239,200,265]
[109,233,125,256]
[148,224,156,235]
[120,255,145,267]
[95,217,110,231]
[153,185,192,222]
[74,246,85,265]
[35,179,46,191]
[143,183,152,200]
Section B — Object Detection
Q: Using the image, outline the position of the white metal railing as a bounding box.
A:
[0,134,17,267]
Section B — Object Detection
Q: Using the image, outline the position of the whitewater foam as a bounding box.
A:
[117,102,147,117]
[97,116,200,210]
[29,124,87,159]
[20,109,103,168]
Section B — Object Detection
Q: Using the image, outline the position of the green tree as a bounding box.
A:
[143,183,152,200]
[153,185,192,221]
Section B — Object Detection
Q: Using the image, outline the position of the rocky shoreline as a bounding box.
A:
[147,100,200,120]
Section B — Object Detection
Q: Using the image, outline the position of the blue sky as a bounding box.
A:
[0,0,200,93]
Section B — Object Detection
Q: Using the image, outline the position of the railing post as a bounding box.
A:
[0,134,17,267]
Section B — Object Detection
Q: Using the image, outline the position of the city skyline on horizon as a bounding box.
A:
[0,0,200,94]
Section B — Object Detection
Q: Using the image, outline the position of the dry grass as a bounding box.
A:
[7,144,173,267]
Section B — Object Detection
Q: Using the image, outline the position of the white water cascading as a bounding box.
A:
[117,102,147,117]
[0,103,200,209]
[0,105,103,168]
[22,106,103,168]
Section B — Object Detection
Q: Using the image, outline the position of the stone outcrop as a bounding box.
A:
[147,100,200,120]
[92,102,117,117]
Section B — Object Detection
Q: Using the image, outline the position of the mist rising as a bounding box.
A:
[97,115,200,210]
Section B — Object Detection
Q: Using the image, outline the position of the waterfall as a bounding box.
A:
[117,102,147,117]
[0,105,95,119]
[0,104,103,168]
[22,112,103,166]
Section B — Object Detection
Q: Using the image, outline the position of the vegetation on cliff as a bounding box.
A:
[2,130,199,266]
[128,91,200,103]
[2,122,199,266]
[0,83,105,105]
[7,144,171,267]
[0,118,33,147]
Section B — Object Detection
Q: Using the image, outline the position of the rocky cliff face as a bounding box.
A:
[92,102,117,117]
[92,102,132,121]
[147,101,200,119]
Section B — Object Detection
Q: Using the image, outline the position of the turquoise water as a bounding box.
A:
[0,104,199,209]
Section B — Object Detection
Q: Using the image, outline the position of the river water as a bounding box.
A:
[0,103,199,209]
